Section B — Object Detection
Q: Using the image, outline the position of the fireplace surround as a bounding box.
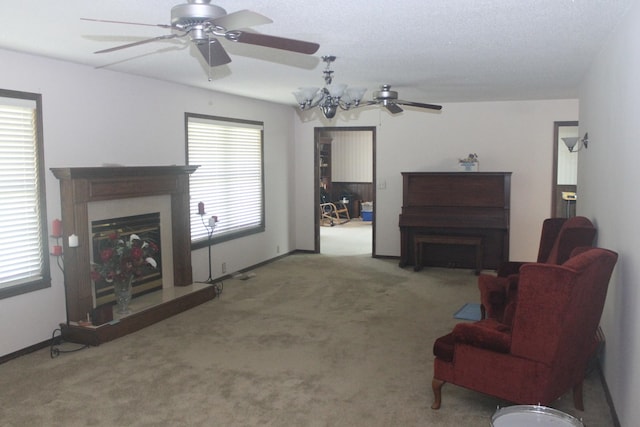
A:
[51,166,216,345]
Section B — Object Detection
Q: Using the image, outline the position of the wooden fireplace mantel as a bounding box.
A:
[51,166,215,345]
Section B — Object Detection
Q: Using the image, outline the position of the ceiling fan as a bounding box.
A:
[366,85,442,114]
[82,0,320,68]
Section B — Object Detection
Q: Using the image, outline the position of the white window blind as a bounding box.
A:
[187,115,264,244]
[0,92,49,297]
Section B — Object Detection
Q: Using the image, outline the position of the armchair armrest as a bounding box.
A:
[452,319,512,353]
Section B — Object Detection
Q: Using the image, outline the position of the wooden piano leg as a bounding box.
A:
[399,227,409,267]
[414,241,423,271]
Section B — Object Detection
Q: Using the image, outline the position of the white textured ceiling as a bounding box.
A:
[0,0,633,106]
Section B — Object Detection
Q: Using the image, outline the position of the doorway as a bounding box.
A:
[314,126,376,255]
[552,121,579,218]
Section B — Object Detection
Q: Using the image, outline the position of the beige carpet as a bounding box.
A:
[0,253,614,426]
[320,218,372,256]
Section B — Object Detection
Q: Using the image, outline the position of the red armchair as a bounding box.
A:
[431,247,618,410]
[479,216,596,322]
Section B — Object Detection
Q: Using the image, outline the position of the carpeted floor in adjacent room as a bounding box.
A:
[0,231,615,426]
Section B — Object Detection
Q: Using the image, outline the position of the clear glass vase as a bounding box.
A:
[113,276,133,315]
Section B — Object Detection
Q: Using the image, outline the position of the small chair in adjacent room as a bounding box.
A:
[431,247,618,411]
[319,187,350,226]
[478,216,596,322]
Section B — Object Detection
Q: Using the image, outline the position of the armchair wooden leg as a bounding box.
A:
[431,378,445,409]
[573,380,585,411]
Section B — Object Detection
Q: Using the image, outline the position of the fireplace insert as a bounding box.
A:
[91,212,162,307]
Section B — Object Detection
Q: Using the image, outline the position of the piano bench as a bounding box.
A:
[413,234,483,275]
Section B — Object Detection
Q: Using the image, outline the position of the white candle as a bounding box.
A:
[68,234,79,247]
[208,217,217,227]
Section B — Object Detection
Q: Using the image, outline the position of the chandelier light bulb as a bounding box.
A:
[327,83,347,98]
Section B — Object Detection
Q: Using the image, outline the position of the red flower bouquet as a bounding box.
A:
[91,232,158,283]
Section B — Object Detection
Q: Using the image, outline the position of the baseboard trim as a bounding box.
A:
[0,339,50,365]
[597,362,621,427]
[373,254,400,260]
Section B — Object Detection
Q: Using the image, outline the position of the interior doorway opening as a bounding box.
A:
[314,126,376,256]
[552,121,579,218]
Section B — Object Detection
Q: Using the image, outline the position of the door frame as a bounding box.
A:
[552,121,578,217]
[314,126,377,256]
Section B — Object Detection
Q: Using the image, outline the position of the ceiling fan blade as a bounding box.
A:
[385,103,404,114]
[81,17,173,29]
[396,100,443,111]
[229,31,320,54]
[195,39,232,67]
[210,9,272,30]
[94,34,182,54]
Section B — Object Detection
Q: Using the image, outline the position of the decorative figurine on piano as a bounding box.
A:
[458,153,479,172]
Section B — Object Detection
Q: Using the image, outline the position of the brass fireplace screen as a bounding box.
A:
[91,212,162,307]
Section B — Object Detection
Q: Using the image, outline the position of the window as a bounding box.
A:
[186,114,264,248]
[0,89,50,299]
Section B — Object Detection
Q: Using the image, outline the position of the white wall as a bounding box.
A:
[0,48,296,357]
[579,2,640,425]
[294,100,578,259]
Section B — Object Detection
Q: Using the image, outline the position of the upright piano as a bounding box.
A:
[399,172,512,271]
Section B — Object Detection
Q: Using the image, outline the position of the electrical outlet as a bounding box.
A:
[221,262,227,274]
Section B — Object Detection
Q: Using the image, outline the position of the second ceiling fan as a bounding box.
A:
[366,85,442,114]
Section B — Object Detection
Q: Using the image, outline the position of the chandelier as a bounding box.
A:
[293,56,367,119]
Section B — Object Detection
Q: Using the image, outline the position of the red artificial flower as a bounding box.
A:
[100,248,114,263]
[130,247,143,260]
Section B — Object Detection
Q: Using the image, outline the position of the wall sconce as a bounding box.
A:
[562,133,589,152]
